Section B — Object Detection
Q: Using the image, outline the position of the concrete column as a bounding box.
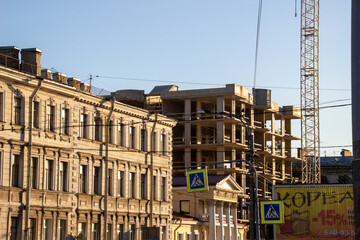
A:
[184,124,191,145]
[216,97,224,113]
[218,202,224,240]
[196,150,202,167]
[185,99,191,121]
[231,149,236,170]
[185,148,191,168]
[225,203,231,240]
[217,121,224,144]
[196,101,202,120]
[232,204,238,240]
[208,200,216,240]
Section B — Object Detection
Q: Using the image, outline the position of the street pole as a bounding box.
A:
[104,97,114,240]
[25,78,42,240]
[150,112,158,227]
[351,1,360,238]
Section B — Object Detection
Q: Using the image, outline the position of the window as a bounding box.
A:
[80,113,88,138]
[31,157,38,189]
[94,166,100,194]
[0,92,4,122]
[46,105,55,131]
[117,224,123,240]
[80,165,87,193]
[180,200,190,214]
[161,226,166,240]
[117,123,124,146]
[186,233,191,240]
[140,129,146,151]
[59,162,68,191]
[78,222,86,237]
[59,219,66,240]
[61,108,70,135]
[117,170,124,197]
[12,154,20,187]
[108,169,113,196]
[92,223,99,240]
[130,224,135,240]
[129,172,135,198]
[44,219,52,240]
[109,120,115,144]
[29,218,36,240]
[33,101,40,128]
[14,96,22,125]
[160,133,166,155]
[10,217,18,240]
[129,126,135,148]
[94,116,102,141]
[44,159,54,190]
[178,233,184,240]
[199,200,205,214]
[107,224,112,240]
[141,173,146,199]
[161,177,166,201]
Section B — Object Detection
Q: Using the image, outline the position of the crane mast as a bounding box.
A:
[300,0,320,183]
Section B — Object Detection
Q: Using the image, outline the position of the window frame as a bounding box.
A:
[44,159,54,190]
[79,165,87,193]
[94,115,102,142]
[180,200,190,214]
[46,104,56,132]
[61,107,70,135]
[59,161,68,192]
[11,154,21,188]
[13,95,23,125]
[93,166,101,195]
[117,170,124,197]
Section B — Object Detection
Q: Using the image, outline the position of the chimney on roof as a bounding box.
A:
[81,83,91,93]
[21,48,41,76]
[52,72,67,83]
[41,69,52,79]
[0,46,20,69]
[67,77,81,90]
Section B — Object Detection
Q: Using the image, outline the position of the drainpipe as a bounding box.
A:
[25,77,42,240]
[104,97,115,240]
[173,219,183,240]
[150,112,158,227]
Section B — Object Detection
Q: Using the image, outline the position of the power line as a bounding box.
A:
[95,75,350,92]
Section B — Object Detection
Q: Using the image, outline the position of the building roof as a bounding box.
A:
[149,85,179,95]
[293,156,352,167]
[172,175,228,187]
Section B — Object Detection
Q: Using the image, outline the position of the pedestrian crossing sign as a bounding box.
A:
[186,169,208,192]
[260,200,284,224]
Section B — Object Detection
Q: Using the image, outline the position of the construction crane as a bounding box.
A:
[300,0,321,183]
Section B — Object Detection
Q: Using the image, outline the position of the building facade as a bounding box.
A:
[0,46,176,240]
[113,84,300,239]
[172,175,248,240]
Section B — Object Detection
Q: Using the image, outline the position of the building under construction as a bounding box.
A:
[113,84,301,239]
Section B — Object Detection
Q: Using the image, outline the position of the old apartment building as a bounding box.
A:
[114,84,300,239]
[0,46,176,240]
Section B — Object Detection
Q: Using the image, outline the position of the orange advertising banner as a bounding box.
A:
[274,185,355,239]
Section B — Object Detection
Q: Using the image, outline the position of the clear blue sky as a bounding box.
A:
[0,0,351,156]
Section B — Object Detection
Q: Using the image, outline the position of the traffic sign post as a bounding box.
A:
[260,200,284,224]
[186,169,208,192]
